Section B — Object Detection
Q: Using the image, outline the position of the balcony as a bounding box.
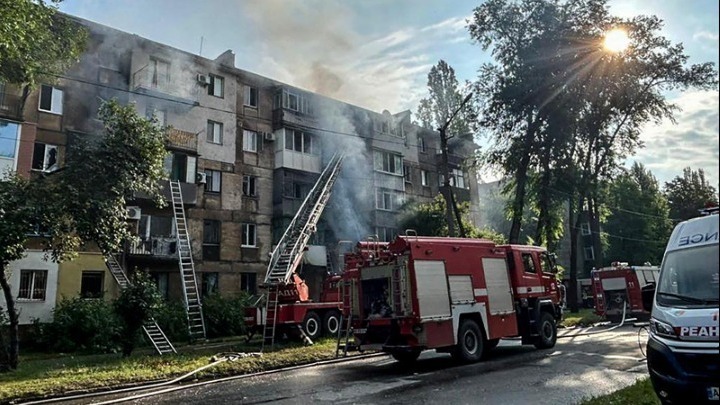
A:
[128,237,178,260]
[132,179,198,206]
[131,65,198,106]
[0,91,23,120]
[166,128,197,152]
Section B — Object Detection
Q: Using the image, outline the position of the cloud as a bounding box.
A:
[632,90,720,186]
[693,30,720,42]
[235,0,469,113]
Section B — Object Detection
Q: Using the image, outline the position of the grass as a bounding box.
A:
[0,338,349,403]
[560,308,603,328]
[580,377,660,405]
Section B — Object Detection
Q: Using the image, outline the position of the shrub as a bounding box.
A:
[154,299,189,342]
[202,293,251,339]
[114,271,162,356]
[44,297,120,353]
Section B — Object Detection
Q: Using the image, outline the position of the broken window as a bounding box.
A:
[208,74,224,97]
[241,223,256,247]
[244,86,258,107]
[150,58,169,88]
[38,85,63,114]
[80,271,104,299]
[17,270,47,300]
[204,169,221,193]
[203,220,221,261]
[163,152,197,183]
[32,143,59,172]
[284,129,315,154]
[242,175,257,197]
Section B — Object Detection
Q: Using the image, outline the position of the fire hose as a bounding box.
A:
[557,300,631,339]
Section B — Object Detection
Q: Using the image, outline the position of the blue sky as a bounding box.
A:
[59,0,719,186]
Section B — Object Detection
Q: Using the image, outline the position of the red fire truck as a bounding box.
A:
[347,236,563,363]
[591,262,660,320]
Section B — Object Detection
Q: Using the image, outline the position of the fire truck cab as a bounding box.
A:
[350,236,563,363]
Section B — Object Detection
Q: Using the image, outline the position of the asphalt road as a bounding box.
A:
[64,325,650,405]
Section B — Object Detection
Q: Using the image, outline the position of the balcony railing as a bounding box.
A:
[132,64,172,93]
[166,128,197,151]
[129,237,178,259]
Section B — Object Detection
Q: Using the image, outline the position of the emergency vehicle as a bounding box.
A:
[643,207,719,404]
[347,235,563,363]
[591,262,660,320]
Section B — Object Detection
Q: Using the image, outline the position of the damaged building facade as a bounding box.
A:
[0,15,480,325]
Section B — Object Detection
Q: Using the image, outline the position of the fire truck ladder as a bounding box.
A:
[262,153,345,350]
[104,254,177,355]
[170,180,206,340]
[335,278,355,358]
[391,259,408,316]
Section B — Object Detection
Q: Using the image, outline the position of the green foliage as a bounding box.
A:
[664,167,719,221]
[416,60,474,136]
[40,297,120,353]
[604,163,672,264]
[398,195,506,243]
[0,0,87,85]
[114,271,162,357]
[202,293,252,339]
[154,300,189,343]
[581,378,660,405]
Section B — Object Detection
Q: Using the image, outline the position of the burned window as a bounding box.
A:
[208,74,224,98]
[203,220,221,261]
[80,271,104,299]
[244,86,258,107]
[32,143,59,172]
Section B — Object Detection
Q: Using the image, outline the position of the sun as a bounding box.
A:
[604,29,630,53]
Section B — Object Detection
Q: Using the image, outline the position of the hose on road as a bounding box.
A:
[557,301,632,339]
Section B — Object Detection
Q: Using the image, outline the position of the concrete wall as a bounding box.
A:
[56,252,121,301]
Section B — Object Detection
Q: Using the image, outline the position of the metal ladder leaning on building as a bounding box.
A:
[104,254,177,355]
[169,180,206,340]
[262,152,345,351]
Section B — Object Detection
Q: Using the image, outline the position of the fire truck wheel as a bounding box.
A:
[453,319,484,363]
[323,310,341,336]
[534,312,557,349]
[391,350,421,364]
[302,312,322,340]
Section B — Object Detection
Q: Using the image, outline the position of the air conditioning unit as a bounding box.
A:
[196,172,207,184]
[126,206,142,220]
[263,132,275,141]
[197,74,210,85]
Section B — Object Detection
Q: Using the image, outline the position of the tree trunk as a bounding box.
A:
[509,116,537,244]
[0,264,19,370]
[588,197,604,268]
[449,188,466,237]
[439,128,456,237]
[568,196,580,313]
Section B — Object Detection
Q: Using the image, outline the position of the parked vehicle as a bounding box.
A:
[643,207,719,404]
[591,262,660,320]
[347,236,563,363]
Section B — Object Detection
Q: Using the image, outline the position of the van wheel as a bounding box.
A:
[534,312,557,349]
[323,310,341,337]
[452,319,484,363]
[302,311,322,340]
[391,350,421,364]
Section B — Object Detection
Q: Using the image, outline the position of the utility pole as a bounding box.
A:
[438,93,473,238]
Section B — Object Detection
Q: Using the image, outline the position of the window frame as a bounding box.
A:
[31,142,59,172]
[17,270,48,301]
[421,170,429,187]
[418,137,427,153]
[80,271,105,299]
[584,246,595,261]
[243,129,258,152]
[241,223,257,247]
[580,222,592,236]
[403,164,411,183]
[204,169,222,193]
[242,175,257,197]
[241,272,257,294]
[38,84,63,115]
[521,253,538,274]
[208,74,224,98]
[207,120,223,144]
[202,272,219,297]
[202,219,221,261]
[373,150,403,175]
[244,85,258,107]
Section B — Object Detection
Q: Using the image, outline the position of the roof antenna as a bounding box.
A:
[199,36,204,56]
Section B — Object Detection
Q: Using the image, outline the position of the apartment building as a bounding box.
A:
[1,14,479,325]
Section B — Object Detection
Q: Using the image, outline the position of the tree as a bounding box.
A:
[398,195,506,244]
[469,0,717,312]
[0,0,86,105]
[604,163,672,265]
[416,60,475,236]
[0,100,167,370]
[664,167,719,221]
[114,271,162,357]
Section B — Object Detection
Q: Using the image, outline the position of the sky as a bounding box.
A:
[59,0,719,187]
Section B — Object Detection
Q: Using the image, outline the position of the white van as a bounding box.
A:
[643,208,719,404]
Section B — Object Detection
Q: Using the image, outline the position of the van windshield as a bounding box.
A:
[657,244,719,307]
